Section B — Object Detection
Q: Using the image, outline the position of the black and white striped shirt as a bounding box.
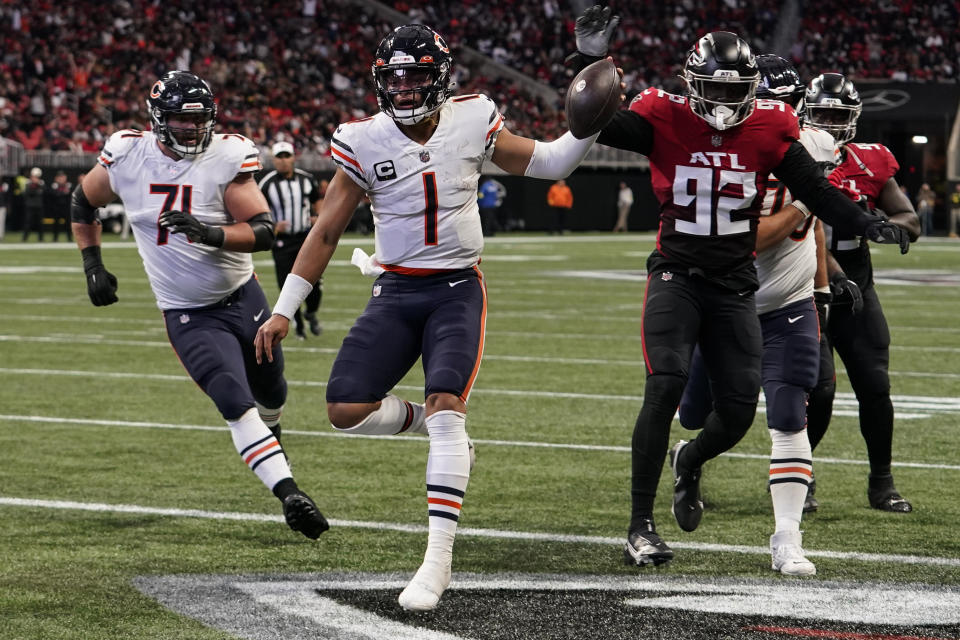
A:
[258,168,319,235]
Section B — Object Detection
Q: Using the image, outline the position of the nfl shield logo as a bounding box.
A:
[179,314,190,324]
[373,284,382,297]
[420,150,431,163]
[711,134,723,147]
[661,272,674,282]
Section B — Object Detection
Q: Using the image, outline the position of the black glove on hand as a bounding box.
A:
[829,272,863,315]
[159,210,225,247]
[575,4,620,57]
[864,219,910,254]
[81,246,118,306]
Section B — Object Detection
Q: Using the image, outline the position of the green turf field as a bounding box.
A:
[1,232,958,639]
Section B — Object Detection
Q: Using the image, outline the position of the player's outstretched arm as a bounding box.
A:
[877,177,921,241]
[491,127,599,179]
[255,169,364,364]
[71,165,120,306]
[773,142,911,254]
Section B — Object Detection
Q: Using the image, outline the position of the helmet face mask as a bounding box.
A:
[805,73,861,144]
[373,24,453,125]
[684,32,759,131]
[147,71,217,157]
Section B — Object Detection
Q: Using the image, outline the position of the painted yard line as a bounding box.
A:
[0,496,956,568]
[4,333,960,369]
[5,414,959,472]
[0,367,954,419]
[0,366,956,417]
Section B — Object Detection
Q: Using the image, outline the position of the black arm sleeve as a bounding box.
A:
[70,184,98,224]
[564,51,604,74]
[772,141,874,236]
[248,212,276,251]
[596,110,655,156]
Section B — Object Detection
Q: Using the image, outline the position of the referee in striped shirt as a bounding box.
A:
[259,141,323,339]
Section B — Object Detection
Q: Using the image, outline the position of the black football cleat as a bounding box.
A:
[803,474,818,513]
[868,474,912,513]
[283,491,330,539]
[670,440,704,532]
[623,520,674,567]
[305,312,322,336]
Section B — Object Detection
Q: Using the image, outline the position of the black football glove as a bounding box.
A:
[159,210,225,247]
[81,246,118,306]
[575,4,620,57]
[829,272,863,315]
[864,218,910,254]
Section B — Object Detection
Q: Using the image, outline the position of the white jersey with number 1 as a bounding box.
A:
[329,94,505,271]
[755,125,839,315]
[97,130,262,309]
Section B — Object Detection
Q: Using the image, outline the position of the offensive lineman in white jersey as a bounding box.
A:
[676,56,839,576]
[71,71,328,541]
[255,24,614,610]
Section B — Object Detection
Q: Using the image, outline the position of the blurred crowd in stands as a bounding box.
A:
[1,0,958,154]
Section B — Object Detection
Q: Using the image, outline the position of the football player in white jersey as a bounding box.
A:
[676,55,839,576]
[71,71,328,541]
[254,24,612,611]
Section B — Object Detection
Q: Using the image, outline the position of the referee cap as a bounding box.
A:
[272,141,295,156]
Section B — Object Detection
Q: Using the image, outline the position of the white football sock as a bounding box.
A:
[334,394,426,435]
[228,407,291,491]
[769,428,813,533]
[399,409,470,611]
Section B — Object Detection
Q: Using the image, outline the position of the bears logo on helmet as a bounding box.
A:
[146,71,218,157]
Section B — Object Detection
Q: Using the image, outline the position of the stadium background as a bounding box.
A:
[1,0,959,233]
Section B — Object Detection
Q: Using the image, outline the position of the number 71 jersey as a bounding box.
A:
[97,130,262,309]
[330,95,505,271]
[630,89,800,281]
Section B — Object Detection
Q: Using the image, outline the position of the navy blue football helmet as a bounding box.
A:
[372,24,454,125]
[756,54,805,114]
[146,71,217,156]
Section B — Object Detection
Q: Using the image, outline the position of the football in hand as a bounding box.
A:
[565,58,622,139]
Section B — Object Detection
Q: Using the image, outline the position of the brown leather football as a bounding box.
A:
[565,58,621,139]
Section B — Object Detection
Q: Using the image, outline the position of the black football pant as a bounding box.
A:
[272,236,322,329]
[630,270,762,531]
[807,285,894,477]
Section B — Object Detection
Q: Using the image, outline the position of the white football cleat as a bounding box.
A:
[398,558,451,611]
[770,530,816,576]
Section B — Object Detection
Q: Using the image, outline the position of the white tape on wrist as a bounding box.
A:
[272,273,314,320]
[791,199,812,219]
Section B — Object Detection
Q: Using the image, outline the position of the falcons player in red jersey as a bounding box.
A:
[569,6,911,568]
[803,73,921,514]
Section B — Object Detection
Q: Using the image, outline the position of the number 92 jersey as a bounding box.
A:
[97,130,262,309]
[330,94,505,271]
[630,89,800,286]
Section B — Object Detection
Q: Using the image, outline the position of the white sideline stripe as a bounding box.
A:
[4,414,959,472]
[0,496,957,568]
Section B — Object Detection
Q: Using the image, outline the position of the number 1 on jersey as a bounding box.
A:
[422,172,438,245]
[150,184,192,245]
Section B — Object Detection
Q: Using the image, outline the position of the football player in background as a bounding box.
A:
[254,24,607,611]
[676,55,839,575]
[71,71,329,541]
[804,73,921,513]
[569,6,911,568]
